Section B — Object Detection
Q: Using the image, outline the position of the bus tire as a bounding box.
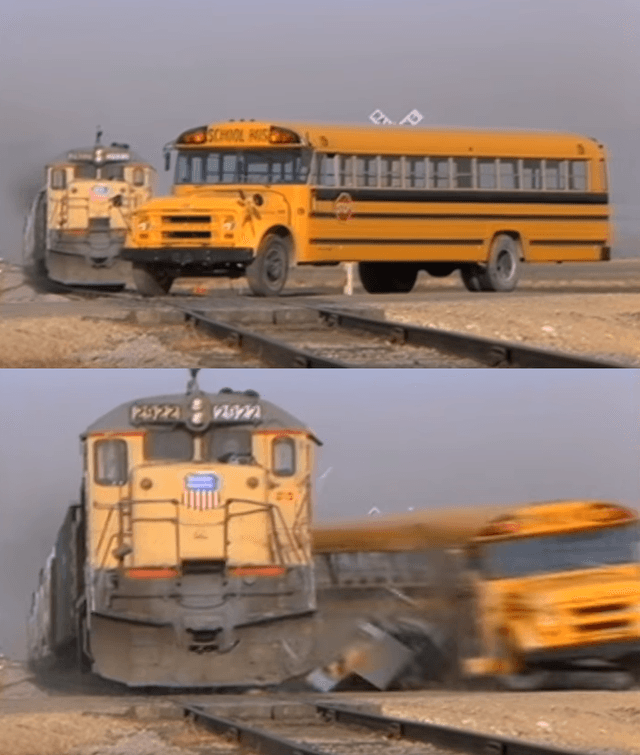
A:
[246,234,290,296]
[481,234,521,292]
[359,262,418,294]
[460,264,485,292]
[132,264,174,296]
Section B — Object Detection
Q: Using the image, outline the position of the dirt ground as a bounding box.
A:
[385,293,640,365]
[0,315,257,368]
[381,689,640,755]
[2,260,640,366]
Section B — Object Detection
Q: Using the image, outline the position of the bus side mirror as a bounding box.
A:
[164,151,171,171]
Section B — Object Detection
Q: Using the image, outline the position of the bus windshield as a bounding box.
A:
[175,149,312,185]
[481,524,639,578]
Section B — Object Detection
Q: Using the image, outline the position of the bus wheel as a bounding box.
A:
[498,670,549,691]
[247,234,290,296]
[359,262,418,294]
[482,234,521,292]
[460,264,485,292]
[132,264,174,296]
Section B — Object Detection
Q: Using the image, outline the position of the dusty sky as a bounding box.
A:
[0,368,638,657]
[0,0,638,260]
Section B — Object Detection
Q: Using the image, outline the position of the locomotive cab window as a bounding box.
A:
[94,439,128,485]
[50,169,67,190]
[146,428,193,461]
[207,428,252,463]
[272,437,296,476]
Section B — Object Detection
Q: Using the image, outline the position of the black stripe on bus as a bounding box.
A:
[310,212,609,222]
[314,188,609,205]
[309,238,484,246]
[528,239,606,246]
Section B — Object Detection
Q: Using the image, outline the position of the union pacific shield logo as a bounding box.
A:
[183,472,221,510]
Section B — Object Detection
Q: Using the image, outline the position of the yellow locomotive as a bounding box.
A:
[23,132,156,288]
[28,374,324,686]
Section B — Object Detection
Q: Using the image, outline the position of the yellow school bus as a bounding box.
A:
[313,500,640,688]
[121,121,610,296]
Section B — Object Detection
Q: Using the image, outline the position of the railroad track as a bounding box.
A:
[41,280,626,368]
[181,700,594,755]
[178,303,624,368]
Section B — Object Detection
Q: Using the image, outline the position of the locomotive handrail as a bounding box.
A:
[224,498,306,565]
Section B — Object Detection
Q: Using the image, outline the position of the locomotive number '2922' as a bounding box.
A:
[131,404,181,422]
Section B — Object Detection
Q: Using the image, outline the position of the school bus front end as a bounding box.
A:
[463,501,640,682]
[122,123,312,296]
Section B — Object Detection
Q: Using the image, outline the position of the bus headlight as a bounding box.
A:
[222,216,236,231]
[137,215,151,231]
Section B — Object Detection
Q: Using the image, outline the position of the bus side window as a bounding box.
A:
[338,155,355,187]
[380,156,401,188]
[318,154,337,186]
[132,167,145,187]
[544,160,566,190]
[51,169,67,190]
[569,160,587,191]
[356,156,378,187]
[453,158,473,189]
[94,439,128,485]
[272,437,296,477]
[430,158,450,188]
[522,159,542,189]
[477,159,497,189]
[499,159,519,190]
[405,157,426,188]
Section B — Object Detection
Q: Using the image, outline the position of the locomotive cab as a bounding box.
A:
[79,384,320,686]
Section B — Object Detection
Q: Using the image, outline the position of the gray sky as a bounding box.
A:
[0,0,638,260]
[0,368,638,657]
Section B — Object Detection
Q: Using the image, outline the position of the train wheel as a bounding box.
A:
[481,234,521,292]
[358,262,418,294]
[246,234,290,296]
[132,264,174,296]
[460,264,485,292]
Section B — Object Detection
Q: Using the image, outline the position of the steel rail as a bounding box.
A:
[315,703,592,755]
[310,305,624,368]
[183,703,329,755]
[179,307,349,368]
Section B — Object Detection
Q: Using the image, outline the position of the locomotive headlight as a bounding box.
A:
[222,216,236,231]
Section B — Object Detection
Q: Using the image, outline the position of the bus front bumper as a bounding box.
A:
[121,247,254,268]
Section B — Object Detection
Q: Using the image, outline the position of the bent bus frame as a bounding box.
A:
[121,120,610,296]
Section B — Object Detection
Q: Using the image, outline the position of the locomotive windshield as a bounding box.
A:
[145,426,253,463]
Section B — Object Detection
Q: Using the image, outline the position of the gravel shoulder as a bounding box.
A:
[380,689,640,755]
[384,293,640,365]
